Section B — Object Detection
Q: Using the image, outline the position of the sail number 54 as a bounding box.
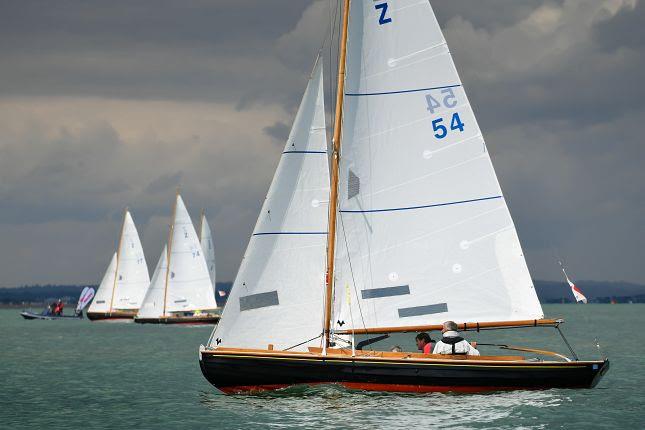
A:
[432,113,465,139]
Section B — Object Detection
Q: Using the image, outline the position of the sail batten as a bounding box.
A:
[209,60,330,351]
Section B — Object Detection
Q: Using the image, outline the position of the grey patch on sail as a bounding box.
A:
[361,285,410,299]
[174,299,187,303]
[239,291,279,311]
[398,303,448,318]
[348,169,360,199]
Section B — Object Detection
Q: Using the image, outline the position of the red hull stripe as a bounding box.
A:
[341,382,525,393]
[217,382,540,394]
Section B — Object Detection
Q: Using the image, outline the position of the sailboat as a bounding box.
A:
[87,209,150,321]
[199,0,608,393]
[134,193,220,324]
[199,210,217,295]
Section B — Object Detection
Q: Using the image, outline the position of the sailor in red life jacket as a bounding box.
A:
[433,321,480,356]
[53,299,64,316]
[415,332,434,354]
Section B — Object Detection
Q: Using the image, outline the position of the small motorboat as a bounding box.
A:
[21,287,95,321]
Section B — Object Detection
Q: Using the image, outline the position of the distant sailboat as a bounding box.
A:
[559,261,588,303]
[200,0,608,393]
[88,209,150,321]
[135,193,220,324]
[199,210,217,295]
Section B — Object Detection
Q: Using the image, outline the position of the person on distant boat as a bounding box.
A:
[433,321,480,356]
[415,332,434,354]
[53,299,64,316]
[390,345,403,352]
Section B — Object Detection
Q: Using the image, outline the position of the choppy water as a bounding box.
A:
[1,305,643,429]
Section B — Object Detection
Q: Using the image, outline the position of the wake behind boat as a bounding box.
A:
[200,0,608,394]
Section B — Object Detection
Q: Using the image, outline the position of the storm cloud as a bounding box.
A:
[0,0,643,286]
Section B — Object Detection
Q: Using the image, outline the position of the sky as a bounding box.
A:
[0,0,643,287]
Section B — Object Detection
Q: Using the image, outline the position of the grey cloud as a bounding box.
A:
[0,0,644,286]
[145,172,183,195]
[263,121,291,144]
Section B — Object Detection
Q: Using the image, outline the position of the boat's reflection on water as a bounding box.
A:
[198,386,567,428]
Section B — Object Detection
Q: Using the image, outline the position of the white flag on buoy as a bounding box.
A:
[559,261,587,303]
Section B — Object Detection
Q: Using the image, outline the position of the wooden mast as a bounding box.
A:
[108,207,128,314]
[199,209,205,244]
[323,0,350,349]
[162,189,179,318]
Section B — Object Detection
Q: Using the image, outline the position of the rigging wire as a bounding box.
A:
[338,212,369,338]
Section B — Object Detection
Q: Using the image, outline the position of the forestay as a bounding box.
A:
[165,195,218,313]
[200,213,217,294]
[112,211,150,310]
[210,61,330,351]
[88,253,117,314]
[332,1,543,332]
[136,245,168,318]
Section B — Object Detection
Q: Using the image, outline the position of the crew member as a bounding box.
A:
[433,321,480,356]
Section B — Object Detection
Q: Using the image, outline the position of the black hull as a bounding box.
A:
[20,311,82,320]
[87,311,136,321]
[134,315,220,325]
[199,349,609,394]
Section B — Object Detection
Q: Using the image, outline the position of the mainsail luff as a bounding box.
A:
[108,208,128,312]
[330,0,543,332]
[162,191,178,317]
[323,0,351,350]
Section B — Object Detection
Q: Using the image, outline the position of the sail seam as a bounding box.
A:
[282,151,328,154]
[340,195,502,214]
[345,84,461,97]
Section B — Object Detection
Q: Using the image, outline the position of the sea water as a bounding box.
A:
[0,305,643,429]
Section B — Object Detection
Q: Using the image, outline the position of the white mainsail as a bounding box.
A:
[199,212,217,294]
[136,245,168,318]
[112,210,150,310]
[88,253,117,314]
[211,60,330,351]
[332,1,543,332]
[165,194,218,313]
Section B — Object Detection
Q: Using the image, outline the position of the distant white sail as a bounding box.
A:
[112,211,150,310]
[211,60,330,351]
[332,1,543,332]
[199,212,217,294]
[165,195,218,313]
[88,253,117,314]
[136,245,168,318]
